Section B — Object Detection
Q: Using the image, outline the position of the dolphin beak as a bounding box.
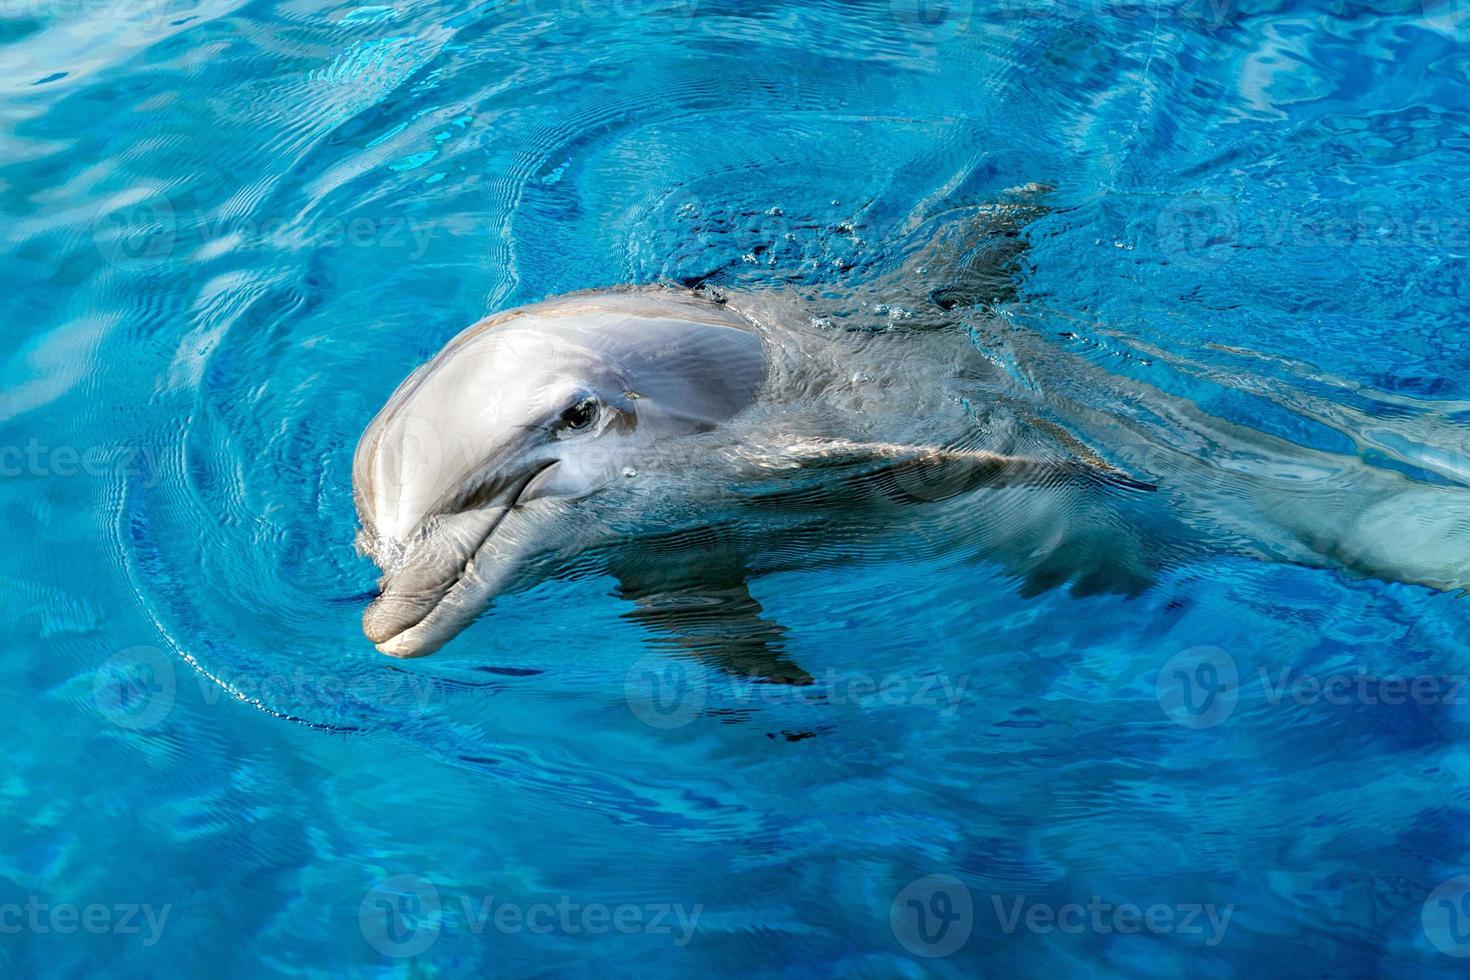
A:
[361,462,554,658]
[363,571,472,658]
[373,620,454,659]
[361,520,502,658]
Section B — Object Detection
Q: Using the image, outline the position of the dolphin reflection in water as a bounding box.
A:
[354,191,1469,680]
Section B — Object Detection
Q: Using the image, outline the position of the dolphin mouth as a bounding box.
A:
[363,463,553,658]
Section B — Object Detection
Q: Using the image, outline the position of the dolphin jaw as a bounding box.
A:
[365,532,530,659]
[361,504,509,646]
[358,461,558,657]
[376,632,442,659]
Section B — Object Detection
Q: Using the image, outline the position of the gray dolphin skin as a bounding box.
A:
[354,195,1470,673]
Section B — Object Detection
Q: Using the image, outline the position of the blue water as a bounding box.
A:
[4,0,1470,975]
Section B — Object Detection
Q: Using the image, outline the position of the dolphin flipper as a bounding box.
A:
[611,563,812,685]
[734,439,1155,500]
[730,437,1174,598]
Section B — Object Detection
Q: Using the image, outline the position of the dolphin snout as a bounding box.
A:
[362,590,444,655]
[363,574,492,659]
[359,514,523,658]
[360,533,477,656]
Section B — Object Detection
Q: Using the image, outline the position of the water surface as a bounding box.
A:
[3,0,1470,975]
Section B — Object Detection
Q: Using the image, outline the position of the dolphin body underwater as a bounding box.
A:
[354,190,1470,678]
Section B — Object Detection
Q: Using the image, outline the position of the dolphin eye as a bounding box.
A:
[556,395,598,433]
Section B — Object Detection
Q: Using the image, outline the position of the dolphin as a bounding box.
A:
[354,192,1470,673]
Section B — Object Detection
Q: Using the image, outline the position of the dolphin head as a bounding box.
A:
[352,293,766,658]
